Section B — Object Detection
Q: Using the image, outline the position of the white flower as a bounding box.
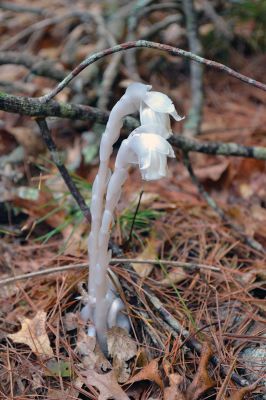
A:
[144,91,183,119]
[140,91,184,139]
[116,131,175,181]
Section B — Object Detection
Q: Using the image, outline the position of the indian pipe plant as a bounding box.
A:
[81,82,184,353]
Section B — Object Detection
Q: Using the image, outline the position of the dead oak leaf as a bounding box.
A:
[224,377,263,400]
[164,373,186,400]
[7,310,53,357]
[127,358,163,390]
[76,330,111,373]
[185,343,215,400]
[107,327,138,383]
[159,268,188,286]
[131,236,159,278]
[81,369,129,400]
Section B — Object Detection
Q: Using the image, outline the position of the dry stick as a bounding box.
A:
[0,91,137,129]
[0,2,48,15]
[141,2,181,14]
[182,0,204,137]
[1,93,266,161]
[0,259,219,286]
[169,135,266,160]
[0,11,93,51]
[182,151,265,253]
[35,118,91,223]
[1,91,266,161]
[124,0,152,81]
[143,286,250,387]
[139,15,182,40]
[0,51,68,81]
[93,12,122,110]
[97,53,122,110]
[200,0,232,39]
[216,359,237,400]
[40,40,266,104]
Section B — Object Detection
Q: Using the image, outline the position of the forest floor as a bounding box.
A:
[0,1,266,399]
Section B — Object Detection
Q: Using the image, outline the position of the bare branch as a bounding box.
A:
[182,0,204,136]
[0,92,266,160]
[0,258,219,286]
[36,118,91,223]
[40,40,266,103]
[0,11,93,51]
[169,135,266,160]
[0,1,49,16]
[0,51,67,81]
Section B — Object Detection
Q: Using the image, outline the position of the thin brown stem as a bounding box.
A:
[36,118,91,223]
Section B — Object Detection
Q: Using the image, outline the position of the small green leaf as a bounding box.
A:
[45,359,72,377]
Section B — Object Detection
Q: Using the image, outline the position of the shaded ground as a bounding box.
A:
[0,1,266,399]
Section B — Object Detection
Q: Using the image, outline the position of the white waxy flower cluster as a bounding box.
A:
[82,82,184,354]
[116,84,184,181]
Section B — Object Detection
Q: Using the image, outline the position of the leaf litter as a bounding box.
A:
[0,0,266,399]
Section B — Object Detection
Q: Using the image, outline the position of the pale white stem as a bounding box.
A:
[86,84,152,336]
[94,165,129,348]
[88,99,131,317]
[107,298,127,329]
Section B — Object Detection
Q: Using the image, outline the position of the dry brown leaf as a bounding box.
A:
[7,310,53,357]
[185,343,215,400]
[194,160,229,182]
[62,312,79,331]
[107,327,137,383]
[10,127,45,155]
[164,373,186,400]
[226,380,262,400]
[81,369,129,400]
[75,329,97,370]
[131,236,159,277]
[127,358,163,390]
[254,260,266,280]
[76,329,111,372]
[47,377,83,399]
[159,268,188,286]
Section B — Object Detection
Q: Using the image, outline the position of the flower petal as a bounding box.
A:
[140,152,166,181]
[170,110,185,122]
[144,91,175,113]
[140,103,172,138]
[115,139,139,171]
[125,82,152,108]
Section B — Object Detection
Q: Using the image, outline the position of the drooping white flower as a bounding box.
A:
[139,90,184,139]
[115,131,175,181]
[130,132,175,180]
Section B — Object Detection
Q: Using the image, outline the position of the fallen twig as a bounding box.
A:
[0,92,266,160]
[0,11,93,51]
[0,1,49,16]
[143,286,250,387]
[182,0,204,136]
[0,51,68,81]
[40,40,266,103]
[36,118,91,222]
[0,258,219,286]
